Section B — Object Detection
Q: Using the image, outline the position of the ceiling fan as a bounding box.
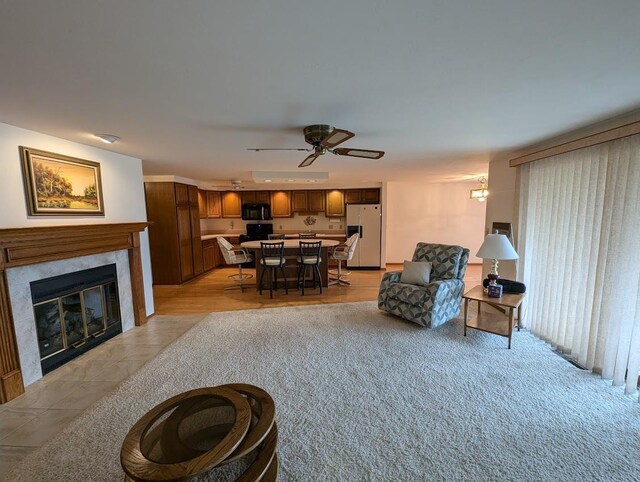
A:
[209,179,245,190]
[248,124,385,168]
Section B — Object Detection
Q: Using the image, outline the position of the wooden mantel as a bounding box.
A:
[0,222,149,403]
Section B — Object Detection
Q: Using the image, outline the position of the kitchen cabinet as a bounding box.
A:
[270,191,292,217]
[325,190,345,217]
[189,192,204,276]
[345,189,380,204]
[203,238,222,271]
[145,182,203,285]
[198,190,207,218]
[362,189,380,203]
[206,191,222,218]
[221,191,242,218]
[242,191,270,204]
[292,191,308,212]
[308,190,326,211]
[292,190,325,213]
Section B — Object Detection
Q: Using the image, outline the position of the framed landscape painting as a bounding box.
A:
[20,147,105,216]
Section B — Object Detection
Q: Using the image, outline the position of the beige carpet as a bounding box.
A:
[5,302,640,481]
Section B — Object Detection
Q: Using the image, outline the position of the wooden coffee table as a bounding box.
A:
[462,285,525,349]
[121,384,278,481]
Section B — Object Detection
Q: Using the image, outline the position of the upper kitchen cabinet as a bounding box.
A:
[308,190,326,211]
[206,191,222,218]
[325,190,345,217]
[270,191,292,217]
[242,191,270,204]
[293,190,325,213]
[345,189,380,204]
[362,189,381,203]
[292,191,308,212]
[221,191,242,218]
[198,189,207,218]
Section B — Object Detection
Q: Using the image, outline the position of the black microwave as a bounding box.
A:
[242,203,271,220]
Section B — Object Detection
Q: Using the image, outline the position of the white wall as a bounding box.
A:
[0,122,154,315]
[385,181,486,263]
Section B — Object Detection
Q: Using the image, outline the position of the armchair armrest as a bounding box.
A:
[378,271,402,308]
[330,243,348,255]
[381,271,402,284]
[425,278,465,298]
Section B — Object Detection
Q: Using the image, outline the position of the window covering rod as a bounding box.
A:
[509,120,640,167]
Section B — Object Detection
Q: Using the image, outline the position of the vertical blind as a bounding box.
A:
[518,134,640,399]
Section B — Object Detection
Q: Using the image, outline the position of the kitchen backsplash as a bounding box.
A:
[201,212,346,233]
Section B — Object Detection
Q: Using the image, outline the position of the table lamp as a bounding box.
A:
[476,233,519,297]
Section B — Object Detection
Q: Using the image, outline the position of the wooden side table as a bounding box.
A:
[462,285,525,349]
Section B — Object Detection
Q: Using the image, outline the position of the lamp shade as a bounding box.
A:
[476,234,519,260]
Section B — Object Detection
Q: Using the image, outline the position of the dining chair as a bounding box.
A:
[328,233,359,286]
[268,234,286,240]
[298,233,316,239]
[259,241,288,299]
[296,241,322,295]
[217,237,254,291]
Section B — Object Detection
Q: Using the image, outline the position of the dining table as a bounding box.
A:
[240,239,340,291]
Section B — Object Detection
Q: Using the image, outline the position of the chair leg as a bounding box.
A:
[297,264,303,290]
[269,267,274,299]
[259,265,265,295]
[301,265,306,296]
[238,265,245,292]
[328,259,341,286]
[280,264,288,294]
[315,264,322,294]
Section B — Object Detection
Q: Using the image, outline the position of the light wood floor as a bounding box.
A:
[153,264,482,314]
[0,264,481,477]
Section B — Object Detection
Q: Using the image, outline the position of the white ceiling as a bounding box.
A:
[1,1,639,185]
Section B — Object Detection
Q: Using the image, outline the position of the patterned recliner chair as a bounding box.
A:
[378,243,469,327]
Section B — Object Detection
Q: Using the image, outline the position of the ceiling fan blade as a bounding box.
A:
[333,148,385,159]
[247,148,311,151]
[320,128,355,148]
[298,153,320,168]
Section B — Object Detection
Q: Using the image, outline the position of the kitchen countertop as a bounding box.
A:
[282,233,346,239]
[201,234,230,240]
[202,232,346,241]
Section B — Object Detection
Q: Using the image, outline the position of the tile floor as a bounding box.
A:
[0,313,206,477]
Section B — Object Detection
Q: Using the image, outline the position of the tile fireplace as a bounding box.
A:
[0,223,148,403]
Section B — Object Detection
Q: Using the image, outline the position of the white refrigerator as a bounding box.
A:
[346,204,382,268]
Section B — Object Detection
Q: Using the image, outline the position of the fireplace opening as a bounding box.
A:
[30,264,122,374]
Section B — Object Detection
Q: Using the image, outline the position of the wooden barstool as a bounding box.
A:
[259,241,288,299]
[296,241,322,295]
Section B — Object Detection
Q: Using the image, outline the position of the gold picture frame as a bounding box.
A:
[20,147,105,216]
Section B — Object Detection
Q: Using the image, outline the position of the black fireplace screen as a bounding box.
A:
[30,264,122,374]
